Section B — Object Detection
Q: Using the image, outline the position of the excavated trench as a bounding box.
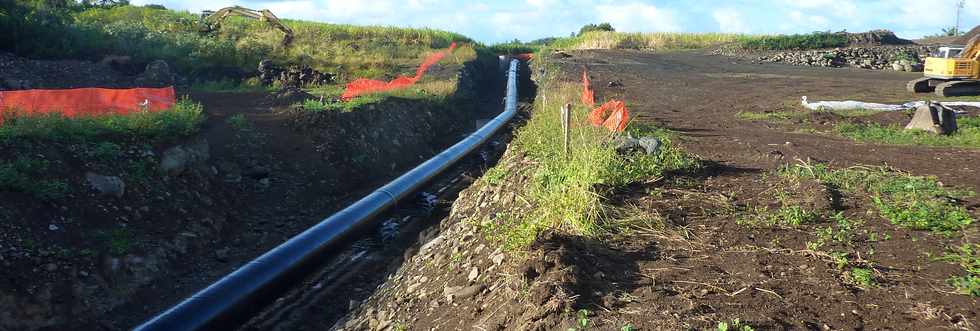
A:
[114,60,536,330]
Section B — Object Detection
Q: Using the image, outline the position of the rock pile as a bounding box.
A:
[257,59,334,87]
[714,45,935,71]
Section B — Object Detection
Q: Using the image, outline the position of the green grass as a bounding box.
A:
[737,32,848,50]
[0,98,204,144]
[717,319,755,331]
[836,116,980,149]
[847,267,877,288]
[477,60,697,249]
[738,205,821,228]
[780,162,974,235]
[0,157,69,201]
[938,244,980,296]
[3,3,474,81]
[550,31,758,50]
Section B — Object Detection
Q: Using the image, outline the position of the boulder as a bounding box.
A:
[135,60,175,87]
[615,135,662,155]
[85,172,125,198]
[160,139,211,176]
[905,103,957,135]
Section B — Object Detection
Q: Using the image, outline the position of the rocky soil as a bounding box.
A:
[713,30,937,71]
[0,51,498,330]
[0,53,176,90]
[713,45,935,71]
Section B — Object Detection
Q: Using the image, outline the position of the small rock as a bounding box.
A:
[468,267,479,282]
[214,248,230,262]
[48,224,59,231]
[44,263,58,272]
[492,253,505,266]
[454,284,485,300]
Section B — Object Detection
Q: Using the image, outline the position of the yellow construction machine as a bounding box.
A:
[907,35,980,96]
[199,6,294,47]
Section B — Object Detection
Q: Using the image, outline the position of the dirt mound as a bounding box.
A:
[269,86,316,106]
[955,25,980,44]
[0,52,136,91]
[845,30,913,46]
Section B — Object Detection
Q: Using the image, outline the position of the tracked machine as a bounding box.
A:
[199,6,294,47]
[908,35,980,97]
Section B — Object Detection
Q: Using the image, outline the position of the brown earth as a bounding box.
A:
[0,54,499,330]
[335,50,979,330]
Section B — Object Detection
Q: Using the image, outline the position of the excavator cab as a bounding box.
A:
[908,36,980,96]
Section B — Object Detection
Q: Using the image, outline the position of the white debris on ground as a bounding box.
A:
[801,96,980,113]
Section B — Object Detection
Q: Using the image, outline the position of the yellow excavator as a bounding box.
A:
[907,35,980,96]
[199,6,294,47]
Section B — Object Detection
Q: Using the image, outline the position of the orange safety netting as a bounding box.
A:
[513,53,534,62]
[341,42,459,101]
[580,68,628,132]
[588,100,630,132]
[581,68,595,107]
[0,87,176,123]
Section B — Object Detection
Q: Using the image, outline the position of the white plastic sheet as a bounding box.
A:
[801,96,980,112]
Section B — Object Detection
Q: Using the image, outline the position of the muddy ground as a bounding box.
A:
[337,50,978,330]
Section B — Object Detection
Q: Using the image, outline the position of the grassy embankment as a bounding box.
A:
[476,53,698,249]
[497,31,847,52]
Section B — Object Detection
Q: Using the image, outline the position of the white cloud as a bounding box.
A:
[594,2,681,32]
[712,8,749,33]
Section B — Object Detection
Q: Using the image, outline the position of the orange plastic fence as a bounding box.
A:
[588,100,629,132]
[581,69,595,107]
[341,42,459,101]
[581,68,628,132]
[0,87,176,123]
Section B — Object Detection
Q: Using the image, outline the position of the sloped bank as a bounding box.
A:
[335,53,695,330]
[0,53,501,330]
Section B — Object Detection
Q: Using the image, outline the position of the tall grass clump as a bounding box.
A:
[484,60,696,248]
[2,3,474,81]
[0,98,204,143]
[738,32,848,50]
[553,31,758,50]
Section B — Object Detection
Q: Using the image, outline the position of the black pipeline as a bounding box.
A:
[133,59,521,331]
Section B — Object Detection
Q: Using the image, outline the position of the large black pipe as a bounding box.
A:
[133,59,520,331]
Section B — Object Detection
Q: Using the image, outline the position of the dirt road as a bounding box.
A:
[564,50,979,197]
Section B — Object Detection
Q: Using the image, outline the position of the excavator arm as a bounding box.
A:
[201,6,294,47]
[960,34,979,61]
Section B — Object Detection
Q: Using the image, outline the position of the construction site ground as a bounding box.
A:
[336,49,979,330]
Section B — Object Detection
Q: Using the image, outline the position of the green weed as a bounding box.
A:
[226,114,253,132]
[780,162,974,235]
[0,157,69,200]
[718,318,755,331]
[938,244,980,296]
[553,31,757,50]
[847,267,877,288]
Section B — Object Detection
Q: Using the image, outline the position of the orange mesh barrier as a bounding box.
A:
[514,53,534,62]
[0,87,176,123]
[588,100,629,132]
[580,68,628,132]
[341,42,458,101]
[581,68,595,107]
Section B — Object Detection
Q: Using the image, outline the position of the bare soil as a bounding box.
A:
[336,50,979,330]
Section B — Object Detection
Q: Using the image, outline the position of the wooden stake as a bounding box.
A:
[561,103,571,160]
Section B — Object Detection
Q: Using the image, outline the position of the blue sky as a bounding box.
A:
[132,0,980,43]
